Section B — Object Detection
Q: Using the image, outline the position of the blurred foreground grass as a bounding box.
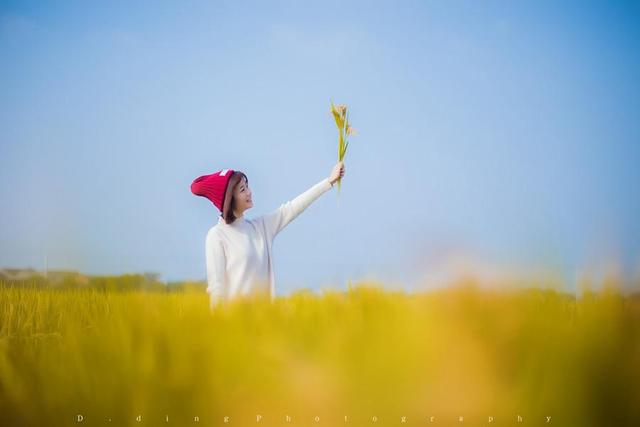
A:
[1,279,639,426]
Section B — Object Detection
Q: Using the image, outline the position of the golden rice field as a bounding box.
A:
[1,279,639,426]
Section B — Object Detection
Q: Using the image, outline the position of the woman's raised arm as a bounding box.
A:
[259,161,345,241]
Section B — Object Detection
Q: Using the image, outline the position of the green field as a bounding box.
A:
[1,279,639,426]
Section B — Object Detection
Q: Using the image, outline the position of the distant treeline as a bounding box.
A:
[0,268,206,292]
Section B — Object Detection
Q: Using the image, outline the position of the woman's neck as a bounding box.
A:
[233,211,245,222]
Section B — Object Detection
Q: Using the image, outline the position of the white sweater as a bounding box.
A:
[205,177,333,308]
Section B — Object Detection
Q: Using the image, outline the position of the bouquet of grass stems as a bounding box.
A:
[330,100,355,198]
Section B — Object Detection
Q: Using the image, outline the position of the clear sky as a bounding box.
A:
[1,0,639,294]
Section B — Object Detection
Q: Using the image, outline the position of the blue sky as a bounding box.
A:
[1,0,639,293]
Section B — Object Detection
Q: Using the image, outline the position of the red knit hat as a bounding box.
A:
[190,169,235,212]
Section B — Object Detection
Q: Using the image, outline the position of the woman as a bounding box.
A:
[191,161,345,308]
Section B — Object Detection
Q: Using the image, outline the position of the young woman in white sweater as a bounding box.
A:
[191,161,345,308]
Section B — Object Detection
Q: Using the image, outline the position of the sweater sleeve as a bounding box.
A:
[260,177,333,241]
[205,231,226,308]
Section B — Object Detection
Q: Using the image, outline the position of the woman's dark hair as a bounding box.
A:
[222,171,248,224]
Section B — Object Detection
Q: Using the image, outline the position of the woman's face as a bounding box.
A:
[233,177,253,214]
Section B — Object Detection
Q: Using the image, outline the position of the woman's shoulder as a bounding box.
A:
[206,224,224,242]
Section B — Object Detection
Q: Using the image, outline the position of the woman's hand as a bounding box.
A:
[328,161,345,186]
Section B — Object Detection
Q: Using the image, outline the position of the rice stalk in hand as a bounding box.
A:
[330,100,356,198]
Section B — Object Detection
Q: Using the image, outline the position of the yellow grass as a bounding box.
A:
[1,279,639,426]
